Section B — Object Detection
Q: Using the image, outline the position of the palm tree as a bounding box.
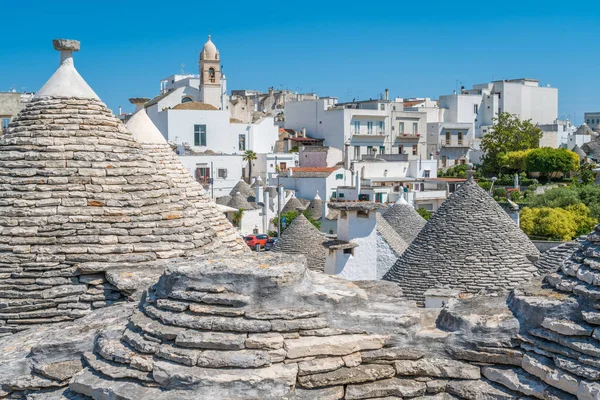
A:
[242,150,257,182]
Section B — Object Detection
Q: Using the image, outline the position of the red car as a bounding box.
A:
[244,234,269,249]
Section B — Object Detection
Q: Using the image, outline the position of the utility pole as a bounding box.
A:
[210,161,214,199]
[276,155,281,237]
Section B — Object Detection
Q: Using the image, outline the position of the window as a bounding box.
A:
[393,106,396,111]
[379,146,385,154]
[412,145,418,156]
[208,67,216,83]
[194,124,207,146]
[279,162,287,171]
[474,104,478,114]
[353,120,360,134]
[398,145,403,154]
[445,132,451,145]
[181,97,193,103]
[460,159,466,165]
[424,170,430,178]
[367,146,373,154]
[587,119,590,124]
[343,248,354,256]
[380,103,385,111]
[195,166,210,183]
[357,209,369,217]
[336,173,343,180]
[441,156,447,167]
[217,169,227,179]
[238,134,246,151]
[399,122,405,134]
[457,132,463,146]
[339,193,345,198]
[367,121,373,134]
[1,118,9,131]
[377,121,384,134]
[354,146,361,160]
[412,122,418,135]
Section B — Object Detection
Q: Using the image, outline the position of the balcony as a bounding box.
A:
[414,190,447,200]
[441,139,472,148]
[396,133,421,140]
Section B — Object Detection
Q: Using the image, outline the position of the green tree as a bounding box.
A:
[481,113,543,173]
[498,149,532,173]
[573,162,597,186]
[232,209,244,228]
[271,210,321,235]
[520,203,597,241]
[416,207,432,221]
[242,150,257,182]
[525,148,579,181]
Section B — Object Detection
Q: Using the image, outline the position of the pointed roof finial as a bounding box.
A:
[466,163,475,181]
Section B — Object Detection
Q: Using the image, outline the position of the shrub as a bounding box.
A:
[478,181,493,191]
[493,187,507,198]
[520,207,577,241]
[416,207,432,221]
[499,150,531,173]
[509,190,522,202]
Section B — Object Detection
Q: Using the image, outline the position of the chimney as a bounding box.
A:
[129,98,150,112]
[53,39,80,66]
[384,88,389,101]
[118,106,122,116]
[301,128,306,137]
[466,164,475,181]
[255,178,264,200]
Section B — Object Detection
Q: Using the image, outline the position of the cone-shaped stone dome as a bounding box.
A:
[381,202,426,246]
[281,196,305,214]
[384,178,540,304]
[125,104,246,254]
[229,180,254,198]
[227,192,254,210]
[571,144,587,161]
[271,214,326,272]
[0,40,244,333]
[307,193,323,220]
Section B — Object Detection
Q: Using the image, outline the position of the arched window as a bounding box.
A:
[181,97,193,103]
[208,68,215,83]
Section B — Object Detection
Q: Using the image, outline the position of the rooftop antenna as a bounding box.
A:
[181,64,185,74]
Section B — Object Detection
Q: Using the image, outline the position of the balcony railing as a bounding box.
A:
[441,139,472,148]
[396,133,421,139]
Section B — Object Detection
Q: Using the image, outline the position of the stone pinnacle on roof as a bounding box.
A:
[126,98,166,144]
[36,38,99,100]
[384,179,540,304]
[270,214,327,272]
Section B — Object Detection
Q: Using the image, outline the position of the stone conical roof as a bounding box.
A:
[382,202,426,246]
[230,180,254,198]
[307,193,323,220]
[575,123,593,136]
[384,178,540,304]
[571,144,587,161]
[250,177,264,188]
[227,192,254,210]
[215,195,231,205]
[0,39,244,334]
[271,214,326,272]
[281,196,305,214]
[534,241,579,274]
[125,104,246,254]
[484,224,600,397]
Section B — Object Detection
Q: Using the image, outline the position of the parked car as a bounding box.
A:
[244,234,269,249]
[264,238,278,251]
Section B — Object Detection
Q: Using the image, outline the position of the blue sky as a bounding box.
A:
[1,0,598,122]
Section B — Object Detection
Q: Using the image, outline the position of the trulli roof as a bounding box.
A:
[384,178,540,304]
[271,214,326,272]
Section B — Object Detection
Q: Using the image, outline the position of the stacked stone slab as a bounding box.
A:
[481,224,600,398]
[384,176,540,304]
[67,253,520,399]
[381,198,426,247]
[282,196,306,214]
[0,40,245,335]
[125,98,246,254]
[271,213,326,272]
[535,241,579,274]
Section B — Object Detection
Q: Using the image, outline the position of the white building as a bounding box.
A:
[538,120,575,148]
[432,78,558,168]
[284,95,428,162]
[141,36,279,196]
[584,112,600,131]
[567,123,596,149]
